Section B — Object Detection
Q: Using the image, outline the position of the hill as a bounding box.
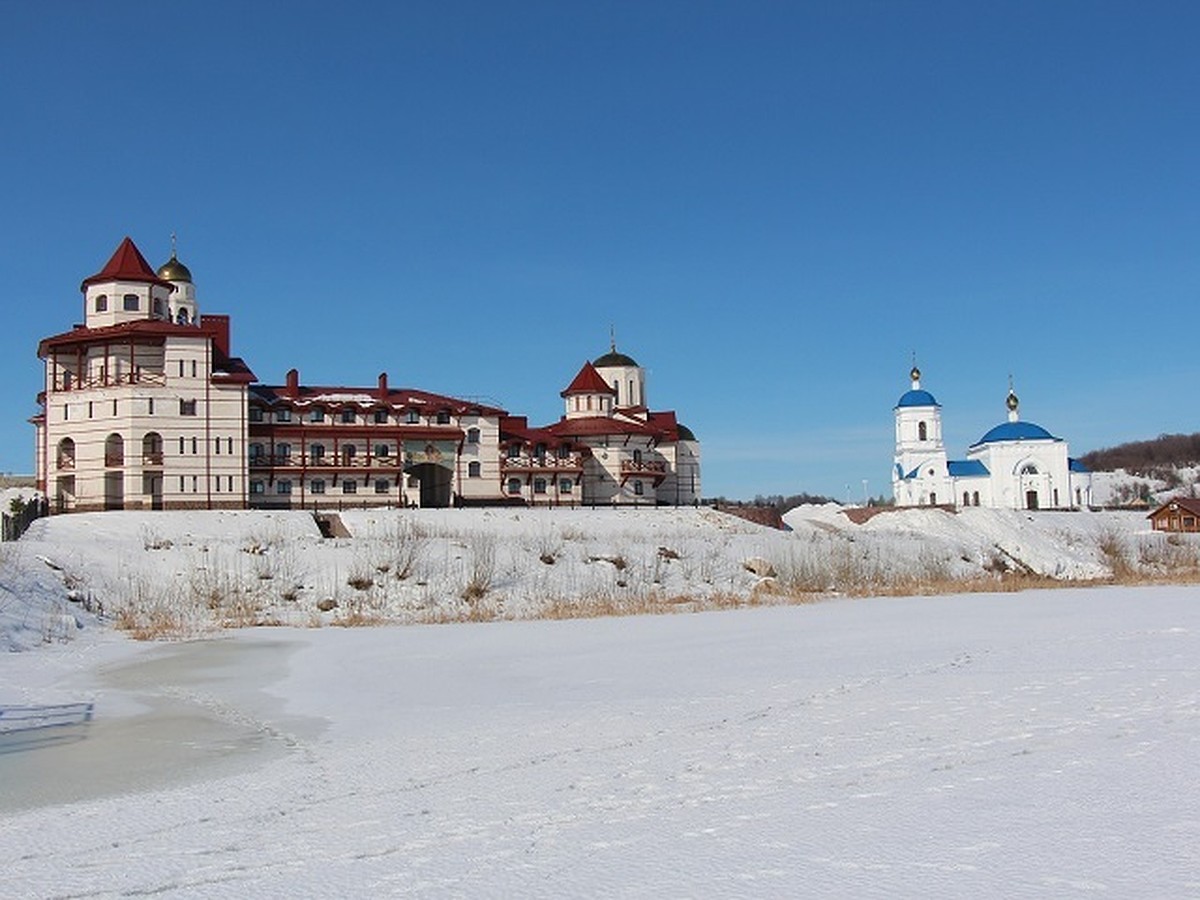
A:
[4,505,1198,651]
[1080,432,1200,480]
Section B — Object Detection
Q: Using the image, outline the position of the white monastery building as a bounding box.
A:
[892,365,1092,510]
[34,238,700,512]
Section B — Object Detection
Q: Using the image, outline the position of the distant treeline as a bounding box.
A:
[708,492,891,513]
[1080,433,1200,479]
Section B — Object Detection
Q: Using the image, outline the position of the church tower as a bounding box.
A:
[157,235,198,325]
[892,364,951,506]
[593,337,646,412]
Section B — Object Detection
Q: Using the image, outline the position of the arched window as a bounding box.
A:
[104,433,124,467]
[95,294,108,312]
[963,491,970,507]
[918,421,927,441]
[972,491,980,506]
[143,432,163,465]
[176,308,189,325]
[57,437,75,470]
[1020,463,1038,475]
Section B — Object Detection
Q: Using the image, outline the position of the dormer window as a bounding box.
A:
[95,294,108,312]
[277,409,292,423]
[436,411,450,425]
[123,294,139,312]
[406,410,420,424]
[249,406,264,423]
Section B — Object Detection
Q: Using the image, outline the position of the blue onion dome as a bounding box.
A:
[976,421,1058,444]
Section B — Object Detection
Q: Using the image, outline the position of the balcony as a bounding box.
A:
[104,453,124,468]
[56,455,75,471]
[501,453,586,473]
[620,459,667,474]
[142,451,164,467]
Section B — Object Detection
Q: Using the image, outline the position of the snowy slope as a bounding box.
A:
[2,504,1191,652]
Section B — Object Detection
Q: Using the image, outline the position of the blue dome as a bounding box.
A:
[895,389,939,409]
[974,421,1059,445]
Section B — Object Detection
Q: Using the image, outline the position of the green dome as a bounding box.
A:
[594,350,638,368]
[676,423,696,441]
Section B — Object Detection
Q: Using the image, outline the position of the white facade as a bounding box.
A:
[892,367,1092,511]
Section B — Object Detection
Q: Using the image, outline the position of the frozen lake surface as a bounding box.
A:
[2,584,1198,897]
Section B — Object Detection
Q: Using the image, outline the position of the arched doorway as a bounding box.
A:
[405,463,452,508]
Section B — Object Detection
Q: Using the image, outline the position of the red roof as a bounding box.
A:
[250,383,507,417]
[1148,497,1200,519]
[37,319,256,383]
[561,361,616,397]
[80,237,174,290]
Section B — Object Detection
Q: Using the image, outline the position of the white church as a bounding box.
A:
[892,365,1092,510]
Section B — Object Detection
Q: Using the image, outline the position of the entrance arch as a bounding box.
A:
[405,463,452,508]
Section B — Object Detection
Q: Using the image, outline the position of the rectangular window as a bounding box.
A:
[63,404,69,421]
[178,359,185,377]
[192,437,198,454]
[88,401,94,419]
[507,444,520,459]
[277,480,292,495]
[342,480,357,494]
[436,411,450,425]
[559,479,573,494]
[249,407,264,422]
[228,437,233,454]
[147,398,154,415]
[309,408,324,423]
[534,478,547,494]
[311,444,325,461]
[215,437,221,454]
[507,478,522,495]
[178,436,185,454]
[179,476,185,492]
[276,409,292,423]
[406,410,420,424]
[374,479,389,494]
[250,480,264,495]
[228,475,233,492]
[214,477,220,493]
[123,294,139,311]
[467,428,480,444]
[468,461,481,478]
[180,399,197,416]
[633,480,644,496]
[341,409,356,423]
[311,479,326,494]
[374,410,388,424]
[374,443,389,458]
[191,360,197,378]
[192,475,198,493]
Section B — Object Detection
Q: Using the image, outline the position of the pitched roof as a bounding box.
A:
[1148,497,1200,519]
[250,383,506,416]
[948,459,990,477]
[561,361,616,397]
[81,237,175,290]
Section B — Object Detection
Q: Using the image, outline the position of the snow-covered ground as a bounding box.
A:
[2,585,1198,897]
[4,504,1195,653]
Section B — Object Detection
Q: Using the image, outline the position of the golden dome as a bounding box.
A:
[157,253,192,284]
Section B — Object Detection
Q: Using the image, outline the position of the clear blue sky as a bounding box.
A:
[2,2,1197,500]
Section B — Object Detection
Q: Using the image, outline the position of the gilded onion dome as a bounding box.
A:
[157,252,193,283]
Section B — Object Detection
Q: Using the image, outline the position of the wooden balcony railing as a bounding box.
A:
[501,453,585,472]
[620,459,667,474]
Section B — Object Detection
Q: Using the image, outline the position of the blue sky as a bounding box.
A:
[2,1,1197,500]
